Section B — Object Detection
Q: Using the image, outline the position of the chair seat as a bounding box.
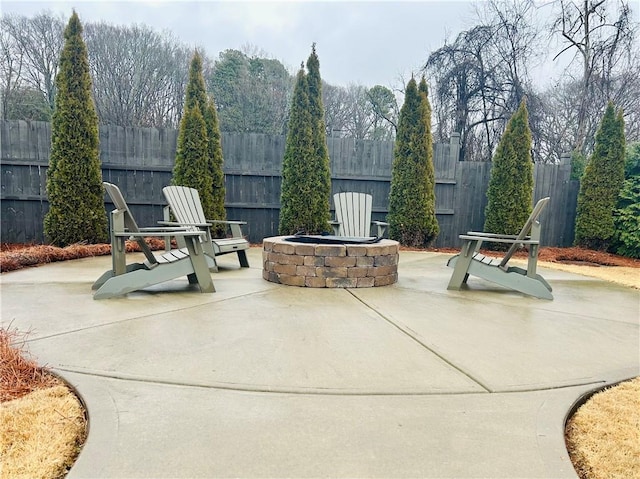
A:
[446,197,553,300]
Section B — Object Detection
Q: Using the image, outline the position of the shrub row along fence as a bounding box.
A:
[1,120,578,247]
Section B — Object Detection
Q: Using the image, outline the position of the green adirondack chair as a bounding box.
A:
[330,192,388,238]
[92,182,216,299]
[162,185,250,273]
[446,197,553,300]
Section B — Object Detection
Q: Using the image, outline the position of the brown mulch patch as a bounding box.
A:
[0,239,168,273]
[0,328,60,402]
[425,246,640,268]
[2,242,639,273]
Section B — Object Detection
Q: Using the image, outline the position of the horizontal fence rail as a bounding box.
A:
[1,120,578,247]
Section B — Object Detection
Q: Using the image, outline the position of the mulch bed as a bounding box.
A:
[1,242,638,273]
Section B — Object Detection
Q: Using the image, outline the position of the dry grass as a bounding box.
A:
[566,377,640,479]
[1,385,87,479]
[1,327,87,479]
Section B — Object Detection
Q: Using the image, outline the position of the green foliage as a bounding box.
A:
[610,175,640,258]
[173,104,211,199]
[623,141,640,178]
[204,97,226,236]
[483,99,534,248]
[278,48,331,235]
[388,76,439,247]
[43,11,107,247]
[173,51,226,234]
[184,51,209,113]
[570,149,587,181]
[3,87,52,121]
[304,44,331,227]
[208,49,292,134]
[610,141,640,258]
[574,102,626,250]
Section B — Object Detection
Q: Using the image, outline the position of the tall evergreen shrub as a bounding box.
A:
[483,99,534,245]
[574,102,626,250]
[44,11,107,246]
[173,105,210,204]
[278,46,331,235]
[278,67,317,234]
[204,97,227,235]
[172,51,219,225]
[611,142,639,257]
[305,43,332,217]
[387,77,439,246]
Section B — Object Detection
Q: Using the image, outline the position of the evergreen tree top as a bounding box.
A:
[418,76,428,96]
[185,50,208,112]
[65,10,82,38]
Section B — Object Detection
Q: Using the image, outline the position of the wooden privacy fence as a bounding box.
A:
[0,120,579,247]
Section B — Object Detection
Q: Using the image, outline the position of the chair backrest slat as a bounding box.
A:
[164,186,206,228]
[499,196,550,267]
[102,182,156,263]
[334,192,372,237]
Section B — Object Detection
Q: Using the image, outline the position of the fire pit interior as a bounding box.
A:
[262,236,399,288]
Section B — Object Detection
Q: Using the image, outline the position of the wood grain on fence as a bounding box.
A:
[1,120,578,247]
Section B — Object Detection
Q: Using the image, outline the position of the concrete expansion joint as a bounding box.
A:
[346,289,493,393]
[55,366,492,397]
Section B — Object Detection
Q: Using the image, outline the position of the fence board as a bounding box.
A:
[1,120,578,247]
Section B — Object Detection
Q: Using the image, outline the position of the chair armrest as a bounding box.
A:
[208,219,247,226]
[114,230,206,238]
[372,221,389,226]
[158,221,212,228]
[464,231,527,240]
[459,234,539,245]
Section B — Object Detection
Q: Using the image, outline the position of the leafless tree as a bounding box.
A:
[0,11,64,117]
[84,23,192,127]
[0,19,23,119]
[551,0,637,152]
[425,0,542,161]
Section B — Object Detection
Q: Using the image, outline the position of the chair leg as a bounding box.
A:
[237,250,250,268]
[447,240,477,290]
[183,238,215,293]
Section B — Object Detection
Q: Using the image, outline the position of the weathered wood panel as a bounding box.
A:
[1,120,578,247]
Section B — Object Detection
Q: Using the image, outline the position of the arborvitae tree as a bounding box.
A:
[611,142,640,258]
[184,51,208,112]
[204,96,226,236]
[575,102,626,250]
[172,51,216,223]
[483,98,534,245]
[279,66,320,234]
[388,77,439,246]
[417,77,439,243]
[172,105,210,203]
[305,43,332,221]
[278,46,331,235]
[44,11,107,247]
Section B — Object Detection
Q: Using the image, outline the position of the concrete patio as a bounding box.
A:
[1,247,638,478]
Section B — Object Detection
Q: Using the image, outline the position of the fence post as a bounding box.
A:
[449,132,461,163]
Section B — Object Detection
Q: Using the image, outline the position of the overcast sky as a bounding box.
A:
[2,0,483,88]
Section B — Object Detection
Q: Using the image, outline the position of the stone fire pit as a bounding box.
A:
[262,236,399,288]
